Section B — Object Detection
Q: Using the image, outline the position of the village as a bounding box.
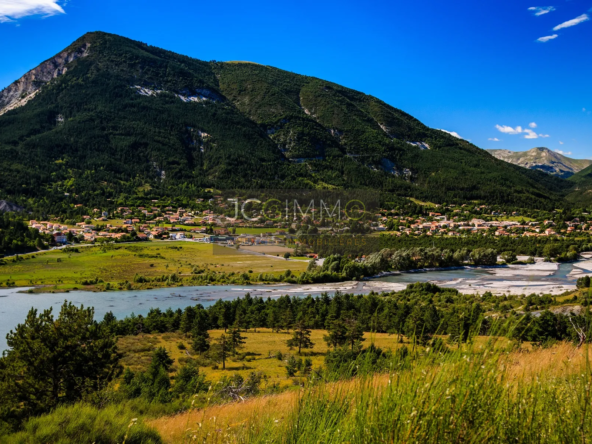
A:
[26,198,592,249]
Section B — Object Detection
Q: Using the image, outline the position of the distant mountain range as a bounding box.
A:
[487,147,592,179]
[0,32,587,210]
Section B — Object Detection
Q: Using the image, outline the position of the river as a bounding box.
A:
[1,257,590,352]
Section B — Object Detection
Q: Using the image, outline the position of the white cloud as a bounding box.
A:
[528,6,556,16]
[559,141,564,145]
[496,124,550,139]
[553,14,589,31]
[0,0,65,23]
[439,129,464,140]
[524,129,539,139]
[555,149,572,155]
[537,34,559,42]
[488,138,501,142]
[496,125,523,135]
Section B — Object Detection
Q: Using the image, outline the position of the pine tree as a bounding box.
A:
[1,302,121,416]
[210,334,231,370]
[148,347,174,379]
[179,306,196,335]
[344,318,365,351]
[323,319,347,349]
[191,309,210,354]
[282,309,294,332]
[228,325,246,355]
[404,305,429,345]
[286,320,314,354]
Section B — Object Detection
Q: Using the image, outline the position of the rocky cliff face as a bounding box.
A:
[0,43,90,115]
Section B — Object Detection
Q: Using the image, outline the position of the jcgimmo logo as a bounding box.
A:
[216,190,376,223]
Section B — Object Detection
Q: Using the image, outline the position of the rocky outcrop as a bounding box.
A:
[0,43,91,115]
[0,200,25,213]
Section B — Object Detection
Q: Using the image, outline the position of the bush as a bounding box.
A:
[3,403,162,444]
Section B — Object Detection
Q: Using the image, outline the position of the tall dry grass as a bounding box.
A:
[150,342,592,444]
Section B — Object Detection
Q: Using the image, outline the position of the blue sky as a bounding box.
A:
[0,0,590,158]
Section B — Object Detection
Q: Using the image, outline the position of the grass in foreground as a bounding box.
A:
[151,342,592,443]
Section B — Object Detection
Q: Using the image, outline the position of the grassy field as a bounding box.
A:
[118,329,521,390]
[0,241,307,291]
[118,328,405,388]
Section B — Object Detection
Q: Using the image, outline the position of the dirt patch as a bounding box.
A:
[241,245,294,255]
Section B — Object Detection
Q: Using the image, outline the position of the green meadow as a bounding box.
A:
[0,241,308,291]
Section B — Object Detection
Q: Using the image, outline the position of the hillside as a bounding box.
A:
[567,163,592,204]
[0,32,575,211]
[487,147,592,178]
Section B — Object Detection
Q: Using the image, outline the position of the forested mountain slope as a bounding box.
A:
[567,164,592,204]
[0,32,578,211]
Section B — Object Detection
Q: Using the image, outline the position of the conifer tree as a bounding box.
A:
[210,334,231,370]
[191,309,210,355]
[286,320,314,354]
[1,302,121,416]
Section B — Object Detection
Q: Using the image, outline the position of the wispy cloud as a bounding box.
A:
[555,149,572,155]
[529,122,537,128]
[0,0,65,23]
[488,138,501,142]
[559,141,564,145]
[537,34,559,42]
[439,129,464,140]
[528,6,556,16]
[553,13,589,31]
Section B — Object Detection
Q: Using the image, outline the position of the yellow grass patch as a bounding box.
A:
[118,329,404,385]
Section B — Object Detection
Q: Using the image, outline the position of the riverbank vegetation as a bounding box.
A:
[1,283,591,442]
[3,235,589,292]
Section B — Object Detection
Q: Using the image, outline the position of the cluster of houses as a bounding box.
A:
[28,216,291,246]
[376,215,590,238]
[29,199,592,247]
[29,220,144,244]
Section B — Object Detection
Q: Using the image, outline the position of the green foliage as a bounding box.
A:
[191,309,210,354]
[577,275,591,289]
[286,321,314,354]
[1,403,162,444]
[0,213,49,256]
[500,251,517,264]
[0,302,121,423]
[209,334,231,370]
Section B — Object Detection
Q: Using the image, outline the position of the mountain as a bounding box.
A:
[487,147,591,179]
[0,32,575,211]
